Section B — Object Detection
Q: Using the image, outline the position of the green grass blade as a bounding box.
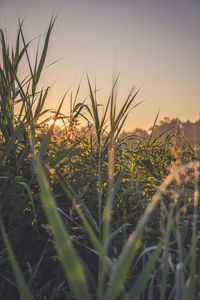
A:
[58,174,99,233]
[17,144,30,171]
[126,238,163,300]
[0,272,17,289]
[34,87,50,119]
[28,243,47,286]
[106,161,129,207]
[175,263,184,300]
[98,155,103,229]
[127,215,173,300]
[34,155,90,300]
[0,120,9,141]
[0,123,24,166]
[55,175,102,254]
[55,206,80,227]
[160,211,172,300]
[80,202,100,233]
[18,181,37,224]
[49,136,84,167]
[34,17,56,91]
[1,223,35,300]
[147,111,159,148]
[73,202,102,254]
[38,90,67,158]
[87,75,101,146]
[108,223,131,245]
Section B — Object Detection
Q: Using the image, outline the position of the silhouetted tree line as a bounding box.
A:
[120,117,200,147]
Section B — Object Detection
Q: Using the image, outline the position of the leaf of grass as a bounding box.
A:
[18,181,37,224]
[34,155,90,300]
[38,90,67,158]
[126,215,173,300]
[1,222,35,300]
[0,123,24,166]
[175,263,184,300]
[147,111,159,148]
[126,238,163,300]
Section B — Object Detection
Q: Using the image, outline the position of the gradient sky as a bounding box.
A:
[0,0,200,131]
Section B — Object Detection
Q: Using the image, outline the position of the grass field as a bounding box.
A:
[0,19,200,300]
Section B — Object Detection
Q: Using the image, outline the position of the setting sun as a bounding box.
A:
[47,118,63,127]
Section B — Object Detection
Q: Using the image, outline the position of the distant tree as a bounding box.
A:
[149,117,200,146]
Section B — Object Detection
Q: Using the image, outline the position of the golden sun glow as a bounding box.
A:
[47,119,62,127]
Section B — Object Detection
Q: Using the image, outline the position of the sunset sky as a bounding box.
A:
[0,0,200,131]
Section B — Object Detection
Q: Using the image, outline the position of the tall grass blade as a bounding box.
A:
[38,90,67,158]
[34,155,90,300]
[55,175,103,256]
[49,135,84,167]
[126,239,163,300]
[58,175,99,233]
[0,123,24,166]
[1,223,35,300]
[28,244,47,286]
[98,155,103,230]
[127,215,173,300]
[147,111,159,148]
[18,181,37,224]
[175,263,184,300]
[34,17,56,88]
[160,207,172,300]
[87,75,101,146]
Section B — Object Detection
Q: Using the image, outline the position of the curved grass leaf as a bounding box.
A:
[34,155,90,300]
[38,90,67,158]
[18,181,37,224]
[126,215,173,300]
[108,223,131,245]
[0,123,24,166]
[126,239,163,300]
[1,223,35,300]
[49,136,84,168]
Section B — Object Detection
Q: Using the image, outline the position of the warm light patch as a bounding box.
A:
[47,119,62,127]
